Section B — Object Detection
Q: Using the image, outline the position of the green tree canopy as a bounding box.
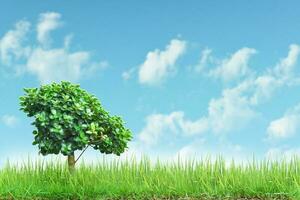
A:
[19,81,132,163]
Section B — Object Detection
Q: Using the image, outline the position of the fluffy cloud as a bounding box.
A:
[195,48,212,73]
[208,44,300,135]
[0,20,31,65]
[136,43,300,150]
[138,44,300,145]
[138,90,256,146]
[189,79,257,135]
[37,12,62,47]
[267,103,300,139]
[206,83,258,134]
[138,111,208,146]
[197,44,300,105]
[207,44,300,139]
[1,115,18,127]
[27,48,87,84]
[208,47,257,82]
[138,39,186,86]
[246,44,300,105]
[267,115,300,139]
[0,12,107,83]
[273,44,300,78]
[137,78,258,147]
[249,75,280,105]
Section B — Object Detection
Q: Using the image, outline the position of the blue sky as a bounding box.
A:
[1,1,300,166]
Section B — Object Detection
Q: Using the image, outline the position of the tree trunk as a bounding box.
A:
[68,152,75,173]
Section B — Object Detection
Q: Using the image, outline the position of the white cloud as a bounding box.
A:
[249,75,281,105]
[178,117,209,135]
[138,79,259,147]
[138,44,300,145]
[138,112,182,146]
[27,48,107,84]
[1,115,18,127]
[198,44,300,106]
[0,12,107,83]
[182,79,257,136]
[63,34,73,49]
[139,44,300,144]
[267,103,300,139]
[122,67,136,80]
[250,45,300,105]
[206,44,300,136]
[208,47,257,82]
[0,20,31,65]
[267,115,300,139]
[201,44,300,136]
[81,61,109,78]
[27,47,104,84]
[206,83,258,134]
[138,39,186,86]
[37,12,62,47]
[210,44,300,133]
[138,111,208,146]
[187,80,258,135]
[195,48,212,73]
[273,44,300,78]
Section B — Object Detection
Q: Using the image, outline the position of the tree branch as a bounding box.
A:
[75,145,89,164]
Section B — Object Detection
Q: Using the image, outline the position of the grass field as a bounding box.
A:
[0,155,300,199]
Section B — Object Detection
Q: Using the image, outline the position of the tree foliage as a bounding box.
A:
[19,81,132,156]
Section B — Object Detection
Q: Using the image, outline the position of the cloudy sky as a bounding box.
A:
[1,1,300,166]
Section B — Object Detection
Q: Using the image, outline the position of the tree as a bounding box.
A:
[19,81,132,172]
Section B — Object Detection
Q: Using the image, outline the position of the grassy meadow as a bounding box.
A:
[0,155,300,199]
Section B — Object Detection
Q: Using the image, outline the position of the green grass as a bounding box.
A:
[1,155,300,199]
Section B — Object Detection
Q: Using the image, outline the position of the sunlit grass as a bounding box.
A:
[1,154,300,199]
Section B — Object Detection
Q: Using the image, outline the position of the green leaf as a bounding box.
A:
[51,109,57,115]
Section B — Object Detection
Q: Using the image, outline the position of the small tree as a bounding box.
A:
[19,81,132,172]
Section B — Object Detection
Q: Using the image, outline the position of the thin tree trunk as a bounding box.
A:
[68,152,75,173]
